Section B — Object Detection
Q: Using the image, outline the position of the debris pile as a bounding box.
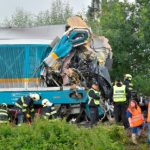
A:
[41,16,113,98]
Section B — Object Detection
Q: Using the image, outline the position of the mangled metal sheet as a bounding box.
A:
[90,36,113,70]
[41,16,113,98]
[0,16,113,98]
[0,25,65,40]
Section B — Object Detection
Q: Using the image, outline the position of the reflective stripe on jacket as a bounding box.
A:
[0,109,8,116]
[128,83,133,91]
[0,108,8,123]
[113,85,126,102]
[128,106,144,128]
[88,89,101,105]
[147,102,150,123]
[43,106,57,119]
[124,80,133,91]
[45,110,57,116]
[15,96,34,113]
[15,96,25,109]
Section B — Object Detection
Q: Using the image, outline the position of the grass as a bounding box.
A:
[0,119,148,150]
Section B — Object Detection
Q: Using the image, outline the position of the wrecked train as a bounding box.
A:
[0,17,113,121]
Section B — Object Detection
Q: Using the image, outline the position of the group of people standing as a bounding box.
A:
[87,74,150,145]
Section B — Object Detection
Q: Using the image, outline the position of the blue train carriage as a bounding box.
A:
[0,39,88,113]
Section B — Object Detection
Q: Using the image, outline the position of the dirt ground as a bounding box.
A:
[125,133,149,150]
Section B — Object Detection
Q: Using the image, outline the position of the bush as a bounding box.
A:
[0,119,128,150]
[133,75,150,95]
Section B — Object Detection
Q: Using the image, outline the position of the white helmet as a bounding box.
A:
[42,99,53,107]
[29,93,41,101]
[1,103,7,108]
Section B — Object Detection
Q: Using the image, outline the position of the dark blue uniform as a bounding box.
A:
[14,96,34,125]
[124,79,133,100]
[0,106,9,123]
[41,105,57,119]
[88,89,101,125]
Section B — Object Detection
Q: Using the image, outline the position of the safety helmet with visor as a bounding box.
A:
[30,93,41,101]
[124,74,132,81]
[42,99,53,107]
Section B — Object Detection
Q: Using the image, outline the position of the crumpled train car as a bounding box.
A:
[0,26,87,106]
[0,19,113,122]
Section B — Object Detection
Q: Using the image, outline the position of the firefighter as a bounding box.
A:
[112,79,129,129]
[124,74,133,90]
[41,99,57,119]
[147,100,150,144]
[88,81,101,125]
[124,74,133,99]
[0,103,9,124]
[127,100,144,144]
[14,93,41,126]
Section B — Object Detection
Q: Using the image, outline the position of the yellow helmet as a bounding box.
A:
[124,74,132,80]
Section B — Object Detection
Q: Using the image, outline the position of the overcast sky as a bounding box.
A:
[0,0,91,22]
[0,0,135,23]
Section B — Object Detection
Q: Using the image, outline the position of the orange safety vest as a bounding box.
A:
[128,106,144,128]
[147,102,150,123]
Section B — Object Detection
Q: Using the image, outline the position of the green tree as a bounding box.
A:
[87,0,101,19]
[87,0,150,93]
[35,10,51,26]
[88,1,138,79]
[132,0,150,76]
[35,0,73,25]
[50,0,73,24]
[2,0,73,27]
[87,0,150,80]
[4,9,34,27]
[63,2,73,21]
[50,0,64,24]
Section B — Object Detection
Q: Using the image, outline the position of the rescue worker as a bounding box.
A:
[0,103,9,124]
[123,74,133,99]
[88,81,101,125]
[41,99,57,119]
[111,79,129,129]
[14,93,41,126]
[147,99,150,144]
[124,74,133,90]
[127,100,144,144]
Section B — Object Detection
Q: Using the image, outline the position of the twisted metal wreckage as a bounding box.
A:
[39,16,114,122]
[41,16,113,98]
[0,16,114,124]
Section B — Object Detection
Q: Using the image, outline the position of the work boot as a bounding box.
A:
[131,134,138,145]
